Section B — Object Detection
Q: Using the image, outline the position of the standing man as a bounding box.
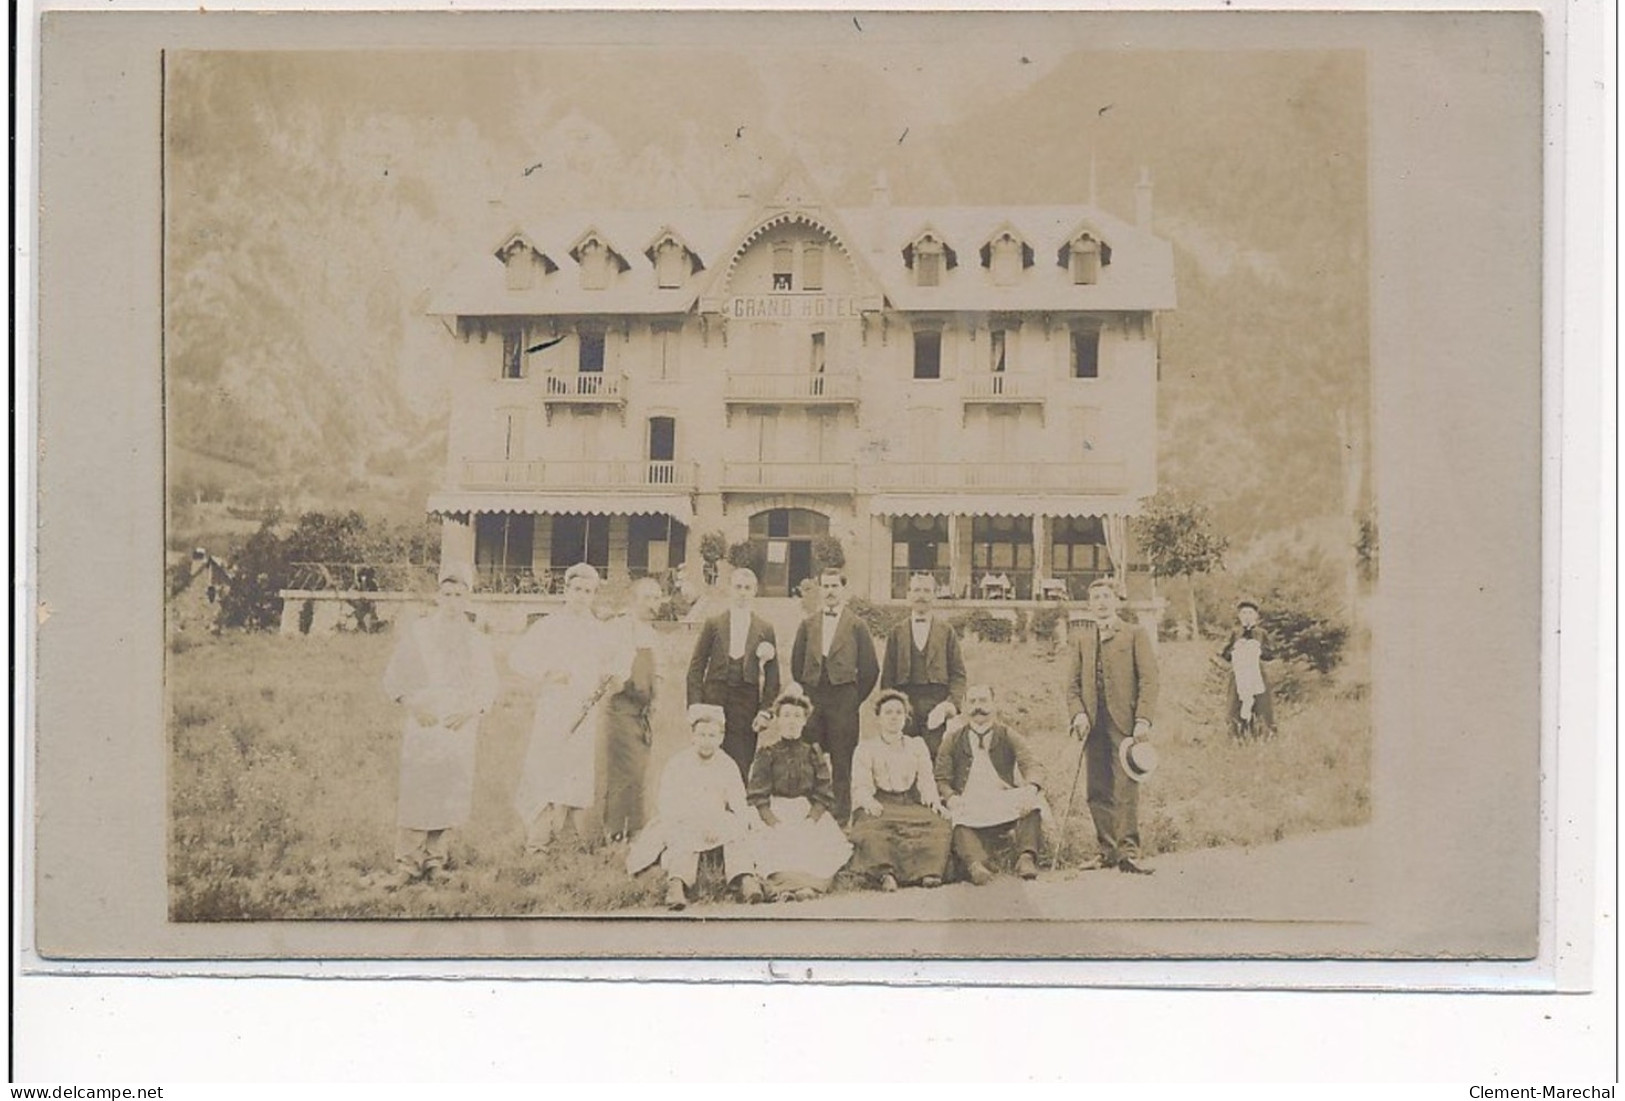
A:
[686,567,781,780]
[601,576,664,842]
[380,564,499,888]
[880,572,967,760]
[1066,577,1161,874]
[791,567,880,824]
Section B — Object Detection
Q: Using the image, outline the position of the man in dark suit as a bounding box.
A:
[791,567,879,824]
[934,684,1047,884]
[880,572,967,760]
[1066,577,1161,874]
[686,567,781,780]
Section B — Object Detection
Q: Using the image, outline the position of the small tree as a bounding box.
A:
[810,534,845,574]
[698,530,729,584]
[1132,491,1229,637]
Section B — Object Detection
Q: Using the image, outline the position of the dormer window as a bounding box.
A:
[654,241,687,289]
[495,235,554,292]
[982,231,1033,287]
[570,230,629,291]
[580,240,611,290]
[904,231,957,288]
[1059,229,1112,286]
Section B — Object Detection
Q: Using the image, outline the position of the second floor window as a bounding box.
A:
[1071,329,1100,379]
[772,244,794,291]
[989,329,1007,373]
[913,330,942,380]
[579,331,606,373]
[501,328,525,379]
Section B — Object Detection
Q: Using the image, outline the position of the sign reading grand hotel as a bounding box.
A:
[726,293,869,320]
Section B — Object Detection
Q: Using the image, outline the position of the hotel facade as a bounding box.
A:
[427,169,1176,602]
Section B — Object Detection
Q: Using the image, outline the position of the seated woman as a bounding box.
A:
[626,704,758,911]
[743,688,853,902]
[846,690,952,891]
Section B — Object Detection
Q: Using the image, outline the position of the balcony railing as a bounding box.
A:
[866,461,1127,494]
[724,373,860,403]
[963,373,1047,403]
[721,461,857,493]
[461,459,698,491]
[541,371,627,403]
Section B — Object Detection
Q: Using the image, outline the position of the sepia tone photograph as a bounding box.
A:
[160,34,1378,929]
[28,7,1553,969]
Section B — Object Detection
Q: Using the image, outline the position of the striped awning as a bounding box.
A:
[868,495,1137,519]
[426,492,694,525]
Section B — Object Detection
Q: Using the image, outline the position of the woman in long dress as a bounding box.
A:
[506,562,622,852]
[743,688,853,902]
[846,690,952,891]
[380,565,499,888]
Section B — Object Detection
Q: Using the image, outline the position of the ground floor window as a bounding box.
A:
[551,514,611,582]
[627,514,688,580]
[971,516,1034,600]
[1050,515,1112,598]
[890,515,950,598]
[474,513,536,592]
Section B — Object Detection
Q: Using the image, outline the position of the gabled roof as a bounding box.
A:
[643,226,705,270]
[567,226,633,272]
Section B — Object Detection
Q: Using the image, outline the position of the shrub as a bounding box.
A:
[725,540,762,576]
[950,608,1019,643]
[1199,548,1350,675]
[1029,606,1067,643]
[810,535,846,573]
[846,596,910,639]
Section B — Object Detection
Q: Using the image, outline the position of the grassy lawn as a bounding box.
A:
[167,625,1370,920]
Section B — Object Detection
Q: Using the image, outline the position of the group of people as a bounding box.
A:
[379,560,1163,910]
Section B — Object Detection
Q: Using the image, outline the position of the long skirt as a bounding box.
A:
[846,791,952,885]
[749,796,852,893]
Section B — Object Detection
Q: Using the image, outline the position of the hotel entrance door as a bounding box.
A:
[749,507,829,597]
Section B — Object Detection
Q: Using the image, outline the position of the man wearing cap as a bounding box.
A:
[791,567,880,824]
[1066,577,1160,874]
[686,567,781,780]
[380,565,499,888]
[1220,599,1277,740]
[880,572,967,760]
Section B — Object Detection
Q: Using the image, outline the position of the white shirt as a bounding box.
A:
[910,614,931,652]
[821,610,841,657]
[728,609,750,660]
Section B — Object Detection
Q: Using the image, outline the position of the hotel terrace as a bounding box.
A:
[426,167,1176,603]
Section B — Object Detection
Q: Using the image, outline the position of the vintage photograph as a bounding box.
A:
[161,31,1376,928]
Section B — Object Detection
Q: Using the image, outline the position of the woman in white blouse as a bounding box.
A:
[846,689,952,890]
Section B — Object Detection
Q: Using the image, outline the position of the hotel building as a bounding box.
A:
[426,167,1175,602]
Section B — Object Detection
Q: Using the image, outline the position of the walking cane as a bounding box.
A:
[1052,726,1090,870]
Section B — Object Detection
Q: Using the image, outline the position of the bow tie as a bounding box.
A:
[824,611,840,618]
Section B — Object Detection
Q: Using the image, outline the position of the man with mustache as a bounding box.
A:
[790,567,880,824]
[879,571,967,760]
[933,683,1047,884]
[1066,577,1160,874]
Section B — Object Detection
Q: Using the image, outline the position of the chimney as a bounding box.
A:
[1135,167,1154,229]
